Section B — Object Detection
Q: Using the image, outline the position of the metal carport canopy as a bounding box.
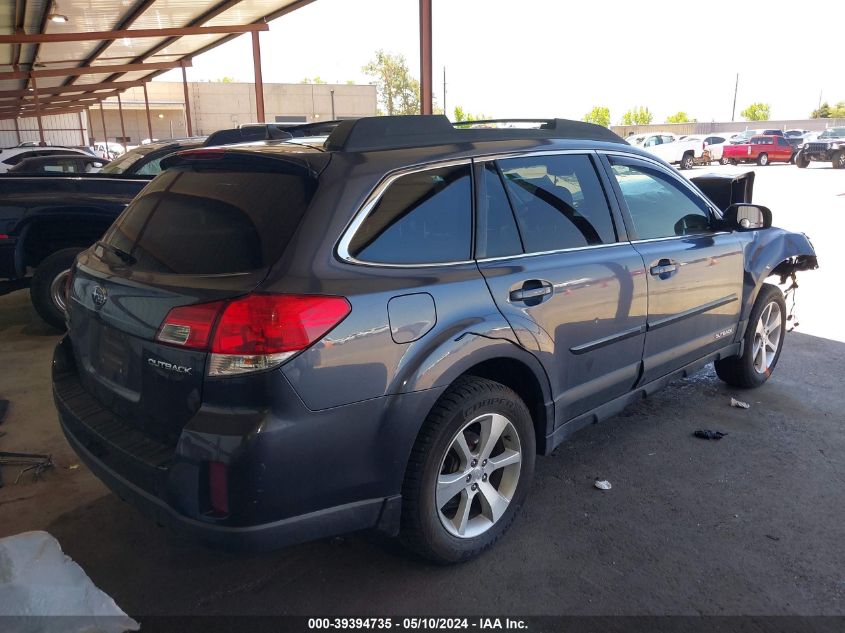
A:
[0,0,322,142]
[1,0,435,141]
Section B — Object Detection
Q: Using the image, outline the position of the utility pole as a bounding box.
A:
[731,73,739,122]
[443,66,447,116]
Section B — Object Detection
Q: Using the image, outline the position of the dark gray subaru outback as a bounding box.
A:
[52,116,817,563]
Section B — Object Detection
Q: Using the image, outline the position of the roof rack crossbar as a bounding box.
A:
[325,115,624,152]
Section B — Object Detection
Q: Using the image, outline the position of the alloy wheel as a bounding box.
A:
[436,413,522,538]
[50,269,71,314]
[752,301,782,373]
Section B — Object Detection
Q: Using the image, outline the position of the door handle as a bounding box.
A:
[650,259,678,277]
[510,281,553,303]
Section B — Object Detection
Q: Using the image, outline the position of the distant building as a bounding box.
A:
[1,81,378,147]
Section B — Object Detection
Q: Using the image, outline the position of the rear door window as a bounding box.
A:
[476,163,523,259]
[497,154,617,253]
[347,164,472,264]
[102,167,315,274]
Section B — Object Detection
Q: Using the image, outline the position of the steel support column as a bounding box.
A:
[31,78,45,145]
[13,117,20,145]
[99,101,107,144]
[181,65,193,136]
[251,30,266,123]
[77,111,85,145]
[419,0,433,115]
[117,93,127,145]
[143,83,153,141]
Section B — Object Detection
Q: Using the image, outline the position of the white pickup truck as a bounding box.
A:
[626,132,706,170]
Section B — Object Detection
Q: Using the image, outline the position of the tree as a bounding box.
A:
[621,106,653,125]
[301,76,327,84]
[741,102,771,121]
[452,106,487,122]
[362,50,421,116]
[811,101,845,118]
[215,76,235,83]
[582,106,611,128]
[666,111,695,123]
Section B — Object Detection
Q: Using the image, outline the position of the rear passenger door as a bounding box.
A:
[603,154,743,384]
[475,152,648,424]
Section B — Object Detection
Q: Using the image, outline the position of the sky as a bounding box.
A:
[156,0,844,124]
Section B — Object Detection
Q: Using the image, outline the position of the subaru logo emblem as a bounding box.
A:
[91,285,108,308]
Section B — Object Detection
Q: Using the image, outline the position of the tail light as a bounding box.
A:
[156,294,351,376]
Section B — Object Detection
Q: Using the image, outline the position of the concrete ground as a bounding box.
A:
[0,162,842,617]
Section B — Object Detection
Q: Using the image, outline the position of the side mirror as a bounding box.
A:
[723,203,772,231]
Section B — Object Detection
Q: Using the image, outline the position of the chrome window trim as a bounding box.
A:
[335,158,475,268]
[475,240,624,264]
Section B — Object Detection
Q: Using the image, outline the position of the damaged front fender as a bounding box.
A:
[738,227,818,322]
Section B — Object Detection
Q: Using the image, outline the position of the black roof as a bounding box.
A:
[325,115,625,152]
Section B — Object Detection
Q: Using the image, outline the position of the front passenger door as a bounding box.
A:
[605,154,743,384]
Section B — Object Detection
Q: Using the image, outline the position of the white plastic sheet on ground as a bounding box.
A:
[0,531,139,633]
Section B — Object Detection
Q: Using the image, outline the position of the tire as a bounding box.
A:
[720,157,731,165]
[680,153,694,170]
[30,247,83,330]
[833,150,845,169]
[796,153,809,168]
[757,152,769,166]
[714,283,787,389]
[400,376,536,564]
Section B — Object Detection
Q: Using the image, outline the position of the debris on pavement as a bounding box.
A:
[0,450,54,484]
[594,480,612,490]
[694,429,728,440]
[766,534,781,541]
[67,464,80,471]
[730,397,751,409]
[0,531,139,632]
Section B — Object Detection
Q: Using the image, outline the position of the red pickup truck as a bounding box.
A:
[722,135,795,166]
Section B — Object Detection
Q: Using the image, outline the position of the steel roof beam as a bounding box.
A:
[0,80,146,99]
[0,59,191,81]
[0,23,269,44]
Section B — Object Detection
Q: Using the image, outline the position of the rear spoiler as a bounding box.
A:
[690,171,755,212]
[202,121,343,147]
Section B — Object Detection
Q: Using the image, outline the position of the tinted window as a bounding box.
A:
[349,164,471,264]
[134,155,166,176]
[498,154,616,252]
[102,168,315,274]
[777,137,789,146]
[476,163,522,259]
[611,160,711,240]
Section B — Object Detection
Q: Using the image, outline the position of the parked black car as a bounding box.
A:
[0,139,205,328]
[53,116,817,563]
[795,127,845,168]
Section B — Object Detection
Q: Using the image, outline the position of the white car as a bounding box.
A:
[627,132,706,170]
[0,146,93,174]
[91,141,126,161]
[698,133,741,164]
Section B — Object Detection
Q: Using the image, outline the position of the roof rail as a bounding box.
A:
[325,115,625,152]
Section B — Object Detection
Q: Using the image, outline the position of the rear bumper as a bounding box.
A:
[60,419,394,550]
[52,336,418,550]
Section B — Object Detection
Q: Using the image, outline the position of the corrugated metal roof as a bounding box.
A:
[0,0,315,120]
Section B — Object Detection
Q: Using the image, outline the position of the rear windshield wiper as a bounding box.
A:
[96,241,136,266]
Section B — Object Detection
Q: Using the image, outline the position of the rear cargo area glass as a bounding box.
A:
[102,168,314,274]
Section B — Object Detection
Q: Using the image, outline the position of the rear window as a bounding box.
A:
[102,168,314,274]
